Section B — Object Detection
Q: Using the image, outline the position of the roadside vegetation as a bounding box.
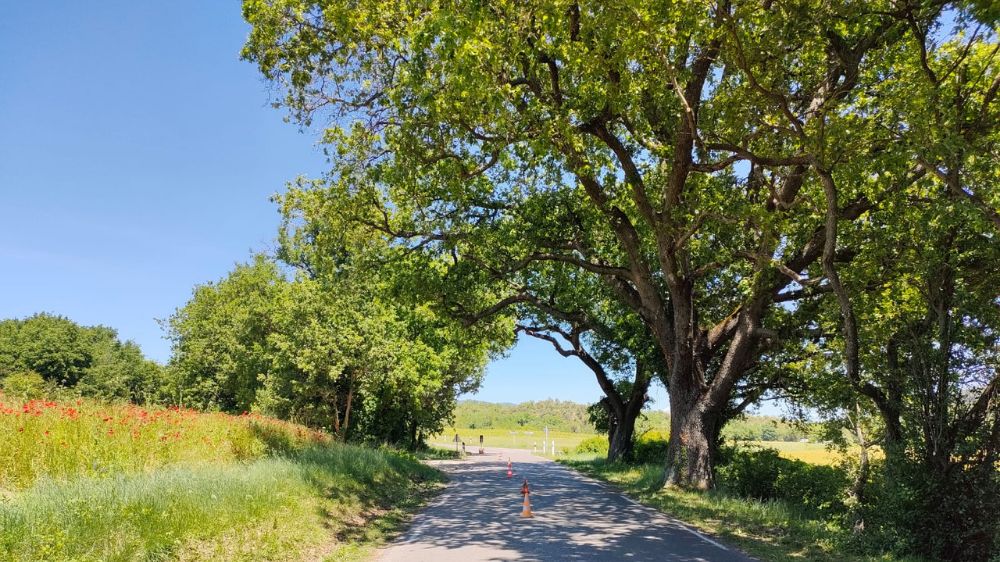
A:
[0,393,442,561]
[562,455,925,562]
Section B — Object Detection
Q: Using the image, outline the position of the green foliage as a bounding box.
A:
[166,248,509,447]
[240,0,999,553]
[632,431,670,465]
[455,399,808,451]
[0,314,164,403]
[853,459,1000,562]
[575,435,609,455]
[0,371,48,400]
[0,314,92,386]
[164,256,285,412]
[722,416,811,443]
[774,463,848,516]
[240,0,986,491]
[716,446,848,517]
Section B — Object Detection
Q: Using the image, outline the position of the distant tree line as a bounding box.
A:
[0,313,164,403]
[454,399,594,432]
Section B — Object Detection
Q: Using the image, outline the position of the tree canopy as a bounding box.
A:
[164,203,513,446]
[241,0,998,489]
[0,313,164,403]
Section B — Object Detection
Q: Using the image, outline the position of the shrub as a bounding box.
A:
[775,462,847,515]
[717,446,785,500]
[633,430,669,464]
[716,445,847,516]
[575,435,609,455]
[1,371,48,400]
[856,458,1000,561]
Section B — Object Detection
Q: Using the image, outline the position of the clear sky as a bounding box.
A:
[0,2,671,408]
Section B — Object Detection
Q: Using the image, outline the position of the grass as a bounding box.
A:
[0,396,330,489]
[0,393,443,561]
[560,458,923,562]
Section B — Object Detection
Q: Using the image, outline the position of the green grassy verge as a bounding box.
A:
[1,444,442,562]
[0,394,443,561]
[559,458,924,562]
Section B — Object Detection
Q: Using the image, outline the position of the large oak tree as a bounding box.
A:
[243,0,961,488]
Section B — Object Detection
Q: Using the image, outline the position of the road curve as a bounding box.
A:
[377,447,754,562]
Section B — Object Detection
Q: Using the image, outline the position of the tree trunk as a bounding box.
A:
[409,417,419,450]
[341,382,354,440]
[330,389,342,436]
[848,402,870,533]
[664,391,719,490]
[607,406,640,462]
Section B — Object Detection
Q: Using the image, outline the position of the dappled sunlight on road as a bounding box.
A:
[378,448,753,561]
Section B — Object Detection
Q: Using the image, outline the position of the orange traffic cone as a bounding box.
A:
[506,459,513,478]
[520,478,533,518]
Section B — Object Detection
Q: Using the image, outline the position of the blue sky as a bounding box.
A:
[0,2,670,408]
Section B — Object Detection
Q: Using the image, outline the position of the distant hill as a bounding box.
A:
[453,400,811,442]
[454,399,594,433]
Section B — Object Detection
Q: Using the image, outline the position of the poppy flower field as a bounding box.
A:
[0,394,330,490]
[0,394,440,561]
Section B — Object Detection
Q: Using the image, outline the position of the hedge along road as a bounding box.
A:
[378,447,754,561]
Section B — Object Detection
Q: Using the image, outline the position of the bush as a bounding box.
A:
[716,445,847,516]
[575,435,609,455]
[717,447,785,500]
[775,462,847,515]
[633,430,669,464]
[1,371,49,399]
[855,458,1000,561]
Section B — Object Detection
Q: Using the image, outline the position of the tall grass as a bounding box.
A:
[0,394,329,490]
[0,394,442,561]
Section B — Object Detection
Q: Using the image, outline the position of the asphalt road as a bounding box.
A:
[377,447,754,562]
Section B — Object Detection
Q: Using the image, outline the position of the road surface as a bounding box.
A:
[377,447,754,561]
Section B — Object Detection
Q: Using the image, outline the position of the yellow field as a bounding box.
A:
[749,441,840,465]
[745,440,882,465]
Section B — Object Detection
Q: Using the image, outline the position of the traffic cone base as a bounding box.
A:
[521,494,533,517]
